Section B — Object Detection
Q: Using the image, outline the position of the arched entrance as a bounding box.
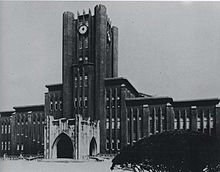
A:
[89,137,97,156]
[52,133,73,158]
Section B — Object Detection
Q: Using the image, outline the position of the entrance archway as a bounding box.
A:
[89,137,97,156]
[53,133,73,158]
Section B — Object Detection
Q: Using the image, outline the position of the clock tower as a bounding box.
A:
[62,4,118,121]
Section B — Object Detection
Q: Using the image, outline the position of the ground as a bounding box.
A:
[0,158,125,172]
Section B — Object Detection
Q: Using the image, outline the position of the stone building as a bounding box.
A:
[0,4,220,158]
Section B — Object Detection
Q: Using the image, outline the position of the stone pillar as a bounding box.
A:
[95,4,107,153]
[62,11,76,119]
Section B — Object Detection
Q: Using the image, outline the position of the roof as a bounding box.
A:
[45,83,62,91]
[125,97,173,106]
[172,98,220,107]
[13,105,44,112]
[104,77,139,96]
[0,111,14,117]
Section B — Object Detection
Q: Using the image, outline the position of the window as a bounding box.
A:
[55,101,58,111]
[79,56,83,62]
[85,56,88,62]
[117,139,120,150]
[8,125,10,134]
[79,97,82,107]
[50,101,53,111]
[59,101,62,110]
[112,140,115,150]
[1,142,3,150]
[84,37,88,48]
[84,97,88,108]
[84,75,88,87]
[74,77,78,87]
[5,125,7,134]
[79,76,82,87]
[117,118,120,129]
[106,118,109,129]
[1,125,4,134]
[5,142,7,151]
[112,118,115,129]
[17,144,19,151]
[79,39,82,49]
[74,98,77,108]
[8,142,10,150]
[21,144,24,151]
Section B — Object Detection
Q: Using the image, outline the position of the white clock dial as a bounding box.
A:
[79,25,88,35]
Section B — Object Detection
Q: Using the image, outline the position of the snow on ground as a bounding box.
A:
[0,159,125,172]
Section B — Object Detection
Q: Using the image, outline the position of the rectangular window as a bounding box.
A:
[112,140,114,150]
[84,97,88,108]
[5,142,7,151]
[85,56,88,62]
[1,142,3,150]
[117,139,120,150]
[84,37,88,48]
[59,101,62,110]
[2,125,4,134]
[8,125,10,134]
[79,76,82,87]
[50,101,53,111]
[79,39,82,49]
[106,118,109,129]
[74,77,78,87]
[117,118,120,129]
[17,144,19,151]
[8,142,10,150]
[112,118,115,129]
[5,125,7,134]
[84,75,88,87]
[74,98,77,108]
[21,144,24,151]
[55,101,58,111]
[79,56,83,62]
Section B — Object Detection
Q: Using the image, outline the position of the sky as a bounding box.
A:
[1,1,220,111]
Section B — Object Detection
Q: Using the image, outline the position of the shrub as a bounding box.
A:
[111,130,220,172]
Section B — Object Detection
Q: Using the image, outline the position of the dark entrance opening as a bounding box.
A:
[57,133,73,158]
[89,137,97,156]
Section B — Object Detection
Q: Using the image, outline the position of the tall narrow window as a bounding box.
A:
[117,118,120,129]
[55,101,58,111]
[79,39,82,49]
[112,118,115,129]
[74,98,77,108]
[106,118,109,129]
[84,97,88,108]
[8,141,10,150]
[5,142,7,151]
[50,101,53,111]
[59,101,62,111]
[84,37,88,48]
[1,142,3,150]
[17,144,19,151]
[1,125,4,134]
[84,75,88,87]
[5,125,7,134]
[8,125,10,134]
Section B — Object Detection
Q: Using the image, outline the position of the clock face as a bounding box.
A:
[79,25,88,35]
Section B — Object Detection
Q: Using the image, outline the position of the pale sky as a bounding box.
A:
[1,1,220,111]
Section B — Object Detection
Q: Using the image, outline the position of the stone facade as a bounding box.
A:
[1,4,220,159]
